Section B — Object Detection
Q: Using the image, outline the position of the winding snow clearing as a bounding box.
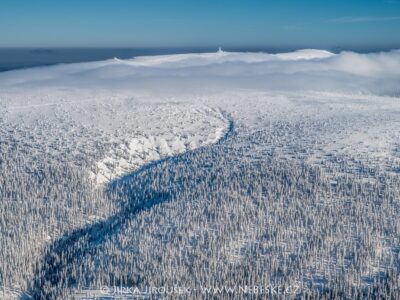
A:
[88,106,228,186]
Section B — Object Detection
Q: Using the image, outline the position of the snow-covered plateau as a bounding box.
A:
[0,49,400,299]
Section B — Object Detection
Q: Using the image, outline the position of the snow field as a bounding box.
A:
[0,49,399,298]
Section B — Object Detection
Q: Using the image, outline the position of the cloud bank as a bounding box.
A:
[0,49,399,97]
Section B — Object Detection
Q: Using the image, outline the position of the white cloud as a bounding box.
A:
[328,16,400,23]
[1,49,399,97]
[383,0,400,4]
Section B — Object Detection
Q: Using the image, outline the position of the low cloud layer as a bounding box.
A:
[1,49,399,97]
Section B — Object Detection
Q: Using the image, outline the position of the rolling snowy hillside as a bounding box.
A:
[1,49,400,299]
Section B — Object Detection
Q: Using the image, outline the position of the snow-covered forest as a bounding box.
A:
[1,49,400,299]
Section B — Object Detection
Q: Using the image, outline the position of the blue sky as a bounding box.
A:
[0,0,399,49]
